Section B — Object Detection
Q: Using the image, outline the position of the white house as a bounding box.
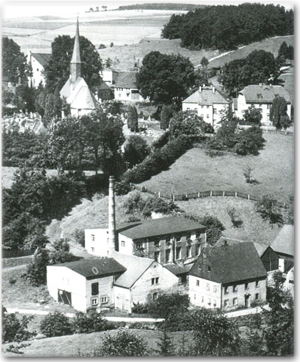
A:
[188,241,267,310]
[270,225,294,273]
[28,52,51,88]
[47,258,126,312]
[113,71,146,103]
[236,84,292,126]
[182,85,230,127]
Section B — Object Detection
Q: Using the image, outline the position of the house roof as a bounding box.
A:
[54,258,126,279]
[182,86,229,105]
[240,84,292,104]
[189,242,267,284]
[114,72,138,89]
[119,216,205,241]
[31,53,51,67]
[271,225,294,257]
[215,237,269,257]
[111,251,154,288]
[164,263,193,276]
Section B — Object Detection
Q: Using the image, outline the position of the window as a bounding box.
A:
[206,114,210,118]
[245,282,249,290]
[176,235,181,242]
[233,285,238,293]
[91,234,95,241]
[186,245,192,258]
[91,297,98,306]
[151,277,159,285]
[154,240,160,247]
[136,242,143,250]
[233,298,238,306]
[196,280,200,287]
[224,299,229,307]
[180,275,187,284]
[256,281,260,288]
[213,285,217,293]
[101,296,108,304]
[91,282,99,296]
[121,240,125,247]
[201,296,204,303]
[206,283,210,291]
[224,286,229,294]
[154,251,160,262]
[176,247,181,260]
[208,265,211,272]
[153,292,158,300]
[165,249,171,262]
[255,293,259,300]
[213,300,217,307]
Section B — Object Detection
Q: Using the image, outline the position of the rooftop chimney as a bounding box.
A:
[108,176,116,255]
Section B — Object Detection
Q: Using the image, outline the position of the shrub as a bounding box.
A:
[73,229,85,247]
[256,195,284,225]
[142,197,180,217]
[235,126,265,155]
[40,311,73,337]
[25,248,49,286]
[132,302,148,314]
[2,310,36,343]
[115,181,132,195]
[147,293,189,318]
[123,135,151,168]
[151,131,170,150]
[72,309,111,334]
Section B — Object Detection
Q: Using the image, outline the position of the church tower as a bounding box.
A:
[70,17,81,83]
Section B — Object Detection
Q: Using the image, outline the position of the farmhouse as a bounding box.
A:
[27,52,51,88]
[236,84,292,125]
[113,71,146,103]
[182,85,230,127]
[270,225,294,273]
[60,18,98,117]
[188,241,267,310]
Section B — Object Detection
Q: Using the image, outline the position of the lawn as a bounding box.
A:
[140,133,294,203]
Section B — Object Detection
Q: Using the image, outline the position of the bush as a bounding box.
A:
[115,181,132,195]
[73,229,85,247]
[256,195,284,225]
[40,311,73,337]
[72,309,111,334]
[147,293,189,318]
[132,302,148,314]
[235,126,265,155]
[142,197,180,217]
[123,135,151,168]
[25,248,49,286]
[151,131,170,150]
[2,309,36,343]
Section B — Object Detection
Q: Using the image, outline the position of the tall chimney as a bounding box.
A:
[108,176,116,254]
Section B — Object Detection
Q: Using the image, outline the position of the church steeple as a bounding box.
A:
[70,17,81,83]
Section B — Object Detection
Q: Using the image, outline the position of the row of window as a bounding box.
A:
[196,280,217,292]
[193,294,217,307]
[224,293,259,307]
[153,244,200,262]
[224,281,260,294]
[91,295,108,306]
[134,231,203,247]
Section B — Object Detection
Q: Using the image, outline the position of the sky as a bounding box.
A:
[2,0,294,20]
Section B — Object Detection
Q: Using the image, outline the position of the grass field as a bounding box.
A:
[140,133,294,203]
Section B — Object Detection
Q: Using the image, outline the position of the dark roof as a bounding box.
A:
[55,258,126,279]
[183,86,229,105]
[215,237,269,257]
[119,216,205,240]
[164,263,193,276]
[271,225,294,257]
[114,71,138,89]
[240,84,292,104]
[31,53,51,67]
[189,242,267,284]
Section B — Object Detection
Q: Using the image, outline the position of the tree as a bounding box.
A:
[2,37,31,84]
[2,310,36,343]
[147,293,189,318]
[44,35,103,93]
[242,106,262,125]
[13,84,36,113]
[215,109,239,149]
[235,126,265,156]
[169,111,204,139]
[123,135,151,169]
[160,105,175,130]
[270,96,291,130]
[199,215,225,245]
[25,247,50,286]
[263,271,294,356]
[200,56,209,68]
[256,195,284,225]
[127,105,138,132]
[136,51,195,107]
[40,311,73,337]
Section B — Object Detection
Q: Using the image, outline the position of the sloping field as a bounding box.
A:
[140,133,294,203]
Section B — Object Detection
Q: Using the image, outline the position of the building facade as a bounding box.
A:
[27,52,51,88]
[113,71,146,103]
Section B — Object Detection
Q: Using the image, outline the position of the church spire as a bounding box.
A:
[70,17,81,83]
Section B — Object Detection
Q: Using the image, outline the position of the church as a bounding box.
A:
[60,19,98,117]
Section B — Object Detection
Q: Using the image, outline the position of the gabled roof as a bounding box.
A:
[240,84,292,104]
[114,72,138,89]
[31,53,51,67]
[189,242,267,284]
[111,251,154,288]
[54,258,126,279]
[119,216,205,241]
[183,86,229,105]
[271,225,294,257]
[70,18,81,65]
[215,237,269,257]
[164,263,193,276]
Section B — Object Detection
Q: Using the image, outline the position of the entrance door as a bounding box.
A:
[245,294,250,308]
[58,289,72,306]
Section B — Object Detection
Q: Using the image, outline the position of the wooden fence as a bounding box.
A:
[132,184,286,208]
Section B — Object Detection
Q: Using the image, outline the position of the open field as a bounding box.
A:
[2,329,194,357]
[140,133,294,203]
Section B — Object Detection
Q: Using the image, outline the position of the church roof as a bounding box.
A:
[71,18,81,64]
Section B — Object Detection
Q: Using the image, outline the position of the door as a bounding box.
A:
[58,289,72,306]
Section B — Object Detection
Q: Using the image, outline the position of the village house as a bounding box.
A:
[60,18,98,117]
[269,225,294,273]
[47,258,126,312]
[182,85,230,128]
[236,84,292,126]
[113,71,146,103]
[27,52,51,88]
[188,241,267,310]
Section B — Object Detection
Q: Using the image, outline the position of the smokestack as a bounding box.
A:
[108,176,116,254]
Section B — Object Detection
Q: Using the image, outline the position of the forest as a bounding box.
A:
[162,3,294,51]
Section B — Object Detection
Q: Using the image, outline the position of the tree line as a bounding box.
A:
[162,4,294,51]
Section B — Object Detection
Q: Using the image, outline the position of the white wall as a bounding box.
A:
[114,87,145,103]
[85,228,109,256]
[28,55,46,88]
[189,275,222,309]
[182,103,228,126]
[118,234,134,255]
[114,286,132,312]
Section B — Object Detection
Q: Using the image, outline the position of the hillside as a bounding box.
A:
[118,3,207,11]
